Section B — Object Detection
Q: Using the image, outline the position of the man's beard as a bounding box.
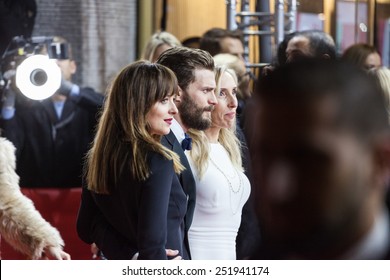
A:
[178,93,214,130]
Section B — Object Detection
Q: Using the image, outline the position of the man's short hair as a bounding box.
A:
[199,28,243,57]
[296,30,337,60]
[156,47,215,91]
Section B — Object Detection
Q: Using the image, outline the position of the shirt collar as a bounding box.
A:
[170,118,186,144]
[342,207,390,259]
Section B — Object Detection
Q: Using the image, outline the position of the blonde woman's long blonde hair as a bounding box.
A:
[85,61,184,194]
[369,66,390,123]
[188,66,243,179]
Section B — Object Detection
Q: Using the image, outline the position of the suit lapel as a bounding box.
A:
[162,131,196,231]
[41,99,58,123]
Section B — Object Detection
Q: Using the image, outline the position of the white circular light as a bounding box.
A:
[15,54,61,100]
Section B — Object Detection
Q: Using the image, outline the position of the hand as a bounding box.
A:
[41,246,71,260]
[166,249,182,260]
[2,80,16,108]
[262,65,275,76]
[132,249,182,260]
[57,78,73,97]
[2,69,16,81]
[91,243,100,259]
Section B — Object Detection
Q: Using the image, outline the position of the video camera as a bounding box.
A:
[1,36,70,100]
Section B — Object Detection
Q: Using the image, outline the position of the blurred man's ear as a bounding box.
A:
[175,86,183,103]
[70,60,77,75]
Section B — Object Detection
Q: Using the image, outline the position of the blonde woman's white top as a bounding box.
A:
[187,142,250,260]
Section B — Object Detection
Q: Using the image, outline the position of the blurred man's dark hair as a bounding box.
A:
[285,30,337,63]
[199,28,244,57]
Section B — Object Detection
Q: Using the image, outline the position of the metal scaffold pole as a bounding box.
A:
[226,0,238,30]
[227,0,297,69]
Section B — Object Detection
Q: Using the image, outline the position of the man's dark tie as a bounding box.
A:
[181,133,192,151]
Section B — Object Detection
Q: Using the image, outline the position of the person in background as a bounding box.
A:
[141,31,182,62]
[181,36,201,49]
[251,59,390,259]
[285,30,337,63]
[200,27,245,60]
[187,66,251,259]
[245,30,337,150]
[261,31,297,76]
[77,61,186,260]
[0,36,104,188]
[274,32,297,67]
[342,43,382,71]
[0,136,70,260]
[368,66,390,121]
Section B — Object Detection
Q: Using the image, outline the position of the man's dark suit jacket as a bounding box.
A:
[161,131,197,258]
[77,131,196,259]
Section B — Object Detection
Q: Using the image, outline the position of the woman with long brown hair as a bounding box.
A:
[77,60,186,260]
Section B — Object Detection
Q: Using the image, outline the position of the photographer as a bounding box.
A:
[0,36,104,188]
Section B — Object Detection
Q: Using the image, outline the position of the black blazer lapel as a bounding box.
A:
[162,131,196,232]
[41,99,59,123]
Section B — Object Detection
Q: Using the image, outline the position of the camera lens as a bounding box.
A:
[30,68,48,86]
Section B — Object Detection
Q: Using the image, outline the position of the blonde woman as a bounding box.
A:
[369,67,390,122]
[187,66,251,259]
[0,137,70,260]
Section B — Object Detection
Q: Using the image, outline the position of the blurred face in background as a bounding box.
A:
[286,36,312,63]
[364,52,381,71]
[220,37,245,61]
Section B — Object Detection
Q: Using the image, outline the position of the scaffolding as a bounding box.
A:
[227,0,298,68]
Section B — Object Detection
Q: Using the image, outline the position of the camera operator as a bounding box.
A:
[0,36,104,188]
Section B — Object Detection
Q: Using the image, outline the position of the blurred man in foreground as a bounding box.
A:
[252,59,390,259]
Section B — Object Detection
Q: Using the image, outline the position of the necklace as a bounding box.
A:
[209,157,242,194]
[209,156,245,215]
